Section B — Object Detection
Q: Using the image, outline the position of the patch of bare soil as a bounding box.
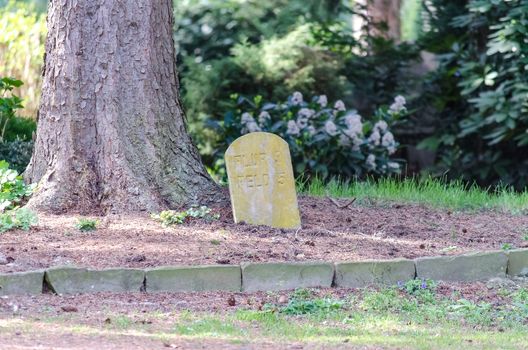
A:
[0,331,306,350]
[0,280,525,349]
[0,330,356,350]
[0,289,356,350]
[2,280,524,317]
[1,196,527,272]
[0,279,526,349]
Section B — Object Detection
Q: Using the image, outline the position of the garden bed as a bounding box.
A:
[1,196,528,273]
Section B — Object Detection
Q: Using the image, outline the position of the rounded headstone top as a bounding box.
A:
[226,132,289,156]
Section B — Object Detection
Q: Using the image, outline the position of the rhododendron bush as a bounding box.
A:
[218,92,407,179]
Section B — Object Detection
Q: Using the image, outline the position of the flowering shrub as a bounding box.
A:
[221,92,406,179]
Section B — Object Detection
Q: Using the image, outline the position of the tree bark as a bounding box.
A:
[366,0,402,41]
[25,0,220,214]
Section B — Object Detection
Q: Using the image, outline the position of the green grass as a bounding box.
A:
[186,311,526,349]
[75,218,98,232]
[169,284,528,348]
[299,177,528,213]
[3,284,527,349]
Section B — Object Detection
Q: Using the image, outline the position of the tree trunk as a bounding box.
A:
[366,0,402,41]
[25,0,220,214]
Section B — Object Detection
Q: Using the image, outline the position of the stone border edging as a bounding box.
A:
[45,267,145,294]
[335,258,415,288]
[415,251,508,282]
[146,265,241,292]
[241,262,334,292]
[0,249,527,295]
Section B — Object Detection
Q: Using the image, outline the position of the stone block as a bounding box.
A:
[146,265,241,292]
[45,267,144,294]
[507,249,528,277]
[415,251,507,282]
[242,262,334,292]
[0,271,43,295]
[335,259,415,288]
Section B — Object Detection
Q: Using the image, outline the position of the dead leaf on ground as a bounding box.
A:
[60,305,78,312]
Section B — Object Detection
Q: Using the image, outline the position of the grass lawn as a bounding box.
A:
[169,283,528,349]
[301,177,528,213]
[2,310,524,349]
[2,281,527,349]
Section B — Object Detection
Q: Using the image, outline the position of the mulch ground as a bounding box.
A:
[1,196,527,273]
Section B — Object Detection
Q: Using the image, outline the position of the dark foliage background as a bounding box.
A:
[2,0,528,190]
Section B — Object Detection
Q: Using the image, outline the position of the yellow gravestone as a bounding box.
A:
[225,132,301,229]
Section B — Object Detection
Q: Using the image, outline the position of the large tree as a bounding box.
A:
[363,0,402,41]
[24,0,219,213]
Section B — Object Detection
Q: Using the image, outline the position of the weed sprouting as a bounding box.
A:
[151,206,219,227]
[75,218,98,232]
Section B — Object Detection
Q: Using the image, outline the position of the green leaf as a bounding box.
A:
[0,77,23,88]
[417,136,440,151]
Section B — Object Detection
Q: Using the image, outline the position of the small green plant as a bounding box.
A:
[0,207,38,233]
[289,288,314,300]
[501,243,514,251]
[447,299,495,326]
[13,207,37,230]
[111,315,132,329]
[75,218,98,232]
[361,288,402,312]
[186,205,219,219]
[399,279,437,296]
[151,210,187,226]
[279,297,343,316]
[0,161,37,233]
[398,278,437,304]
[0,160,35,211]
[264,289,344,316]
[523,233,528,241]
[151,206,219,227]
[512,288,528,304]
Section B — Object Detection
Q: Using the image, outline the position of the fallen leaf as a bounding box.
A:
[126,254,146,263]
[61,306,78,313]
[278,295,288,304]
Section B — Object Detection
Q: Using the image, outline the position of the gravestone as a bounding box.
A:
[225,132,301,229]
